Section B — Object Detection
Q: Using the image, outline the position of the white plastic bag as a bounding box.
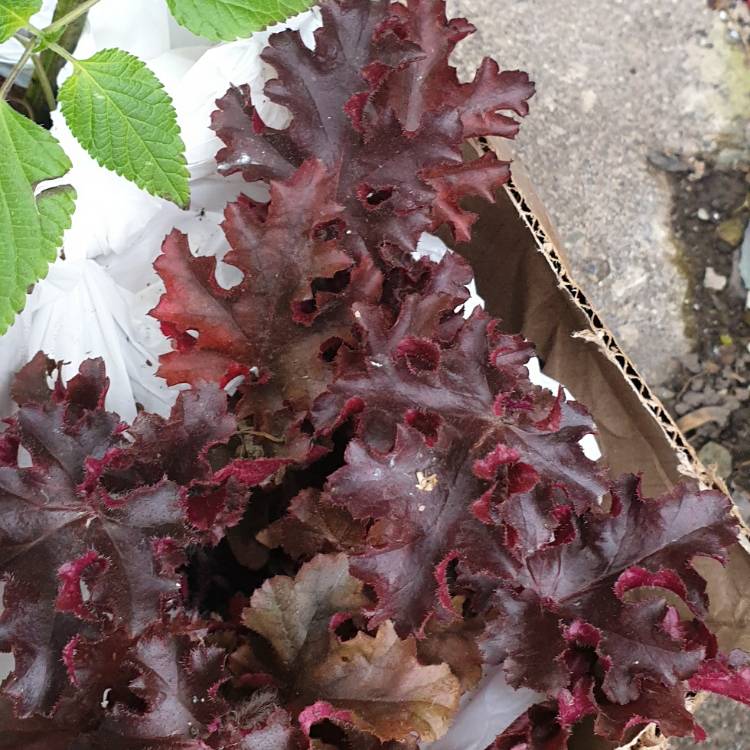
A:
[426,670,541,750]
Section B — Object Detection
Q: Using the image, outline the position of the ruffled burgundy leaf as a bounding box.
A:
[257,488,369,559]
[480,588,568,693]
[0,361,237,717]
[487,702,569,750]
[375,0,534,138]
[594,680,705,743]
[314,294,604,514]
[0,695,78,749]
[327,424,519,634]
[122,384,237,485]
[688,650,750,705]
[212,0,530,251]
[481,476,737,706]
[152,159,382,462]
[0,392,170,714]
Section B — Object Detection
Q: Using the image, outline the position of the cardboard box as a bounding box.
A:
[456,137,750,749]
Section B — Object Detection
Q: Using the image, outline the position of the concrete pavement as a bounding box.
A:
[449,0,750,385]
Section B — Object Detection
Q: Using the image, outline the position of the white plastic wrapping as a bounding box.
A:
[426,670,541,750]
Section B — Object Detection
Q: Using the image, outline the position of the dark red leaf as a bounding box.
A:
[314,298,604,515]
[212,0,530,251]
[480,588,568,693]
[481,476,737,704]
[257,488,369,560]
[152,160,382,463]
[326,424,519,634]
[688,650,750,705]
[594,681,706,743]
[0,361,237,717]
[557,675,596,728]
[487,702,569,750]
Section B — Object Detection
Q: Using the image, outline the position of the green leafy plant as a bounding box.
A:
[57,48,190,206]
[0,0,315,335]
[0,98,76,332]
[166,0,315,41]
[0,0,40,43]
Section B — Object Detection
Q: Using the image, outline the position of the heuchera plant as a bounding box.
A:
[2,1,750,747]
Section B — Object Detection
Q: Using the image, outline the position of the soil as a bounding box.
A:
[659,160,750,515]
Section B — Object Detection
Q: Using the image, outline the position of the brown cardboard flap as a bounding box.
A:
[697,550,750,654]
[458,138,750,749]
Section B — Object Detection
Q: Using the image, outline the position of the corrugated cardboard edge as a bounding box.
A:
[477,136,749,748]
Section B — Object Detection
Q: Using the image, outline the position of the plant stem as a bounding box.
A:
[25,0,91,125]
[25,22,44,37]
[47,42,76,65]
[31,54,56,112]
[44,0,102,35]
[0,40,35,101]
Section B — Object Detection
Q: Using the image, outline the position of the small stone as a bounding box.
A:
[581,89,597,113]
[646,151,690,173]
[697,207,711,222]
[690,160,707,180]
[698,442,733,479]
[683,391,705,408]
[724,396,741,413]
[702,391,723,406]
[683,353,701,373]
[704,361,721,374]
[704,266,727,291]
[583,257,611,282]
[690,377,705,391]
[717,216,746,247]
[735,388,750,401]
[675,402,692,416]
[720,352,736,372]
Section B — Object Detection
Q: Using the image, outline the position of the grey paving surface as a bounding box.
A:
[449,0,750,386]
[672,694,750,749]
[449,1,750,747]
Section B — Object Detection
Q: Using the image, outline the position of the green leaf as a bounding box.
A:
[58,49,190,208]
[0,0,40,43]
[165,0,315,42]
[0,100,76,335]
